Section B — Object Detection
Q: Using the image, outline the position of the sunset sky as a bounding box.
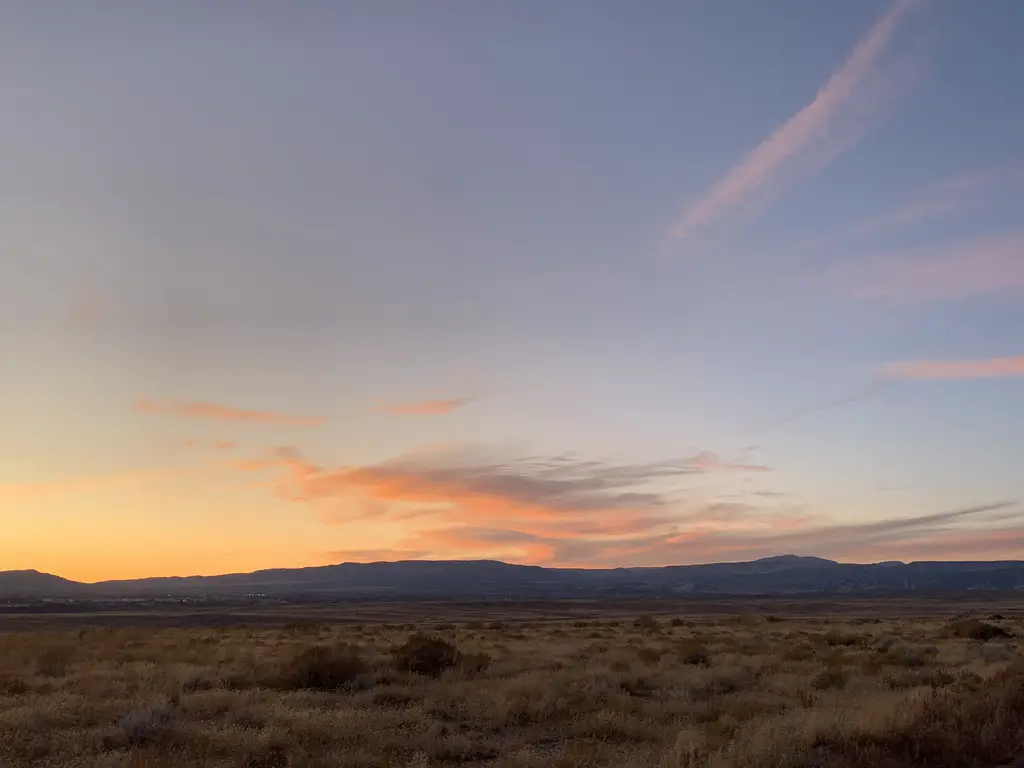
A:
[3,1,1024,581]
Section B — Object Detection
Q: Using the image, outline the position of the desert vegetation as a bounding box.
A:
[0,610,1022,767]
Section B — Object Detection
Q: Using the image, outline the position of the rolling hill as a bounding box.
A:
[3,556,1024,600]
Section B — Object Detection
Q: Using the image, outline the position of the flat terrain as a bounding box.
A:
[1,598,1023,767]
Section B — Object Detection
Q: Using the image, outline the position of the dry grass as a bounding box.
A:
[0,608,1021,767]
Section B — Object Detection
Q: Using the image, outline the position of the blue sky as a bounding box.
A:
[2,1,1023,579]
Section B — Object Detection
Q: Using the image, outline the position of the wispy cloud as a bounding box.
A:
[239,445,695,528]
[231,444,791,562]
[842,526,1024,561]
[591,502,1019,566]
[234,443,1017,566]
[134,398,324,426]
[377,393,479,416]
[883,355,1024,380]
[683,451,772,473]
[852,232,1024,303]
[793,164,1024,258]
[669,0,927,243]
[762,380,888,431]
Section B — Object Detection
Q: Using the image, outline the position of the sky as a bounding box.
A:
[2,0,1024,581]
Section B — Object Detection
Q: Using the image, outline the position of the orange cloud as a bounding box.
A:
[854,232,1024,303]
[247,446,689,527]
[235,444,1017,567]
[669,0,926,242]
[883,355,1024,380]
[377,394,477,416]
[134,398,324,426]
[232,445,809,566]
[232,446,714,552]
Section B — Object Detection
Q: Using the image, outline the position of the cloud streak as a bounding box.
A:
[669,0,926,243]
[883,355,1024,380]
[241,445,695,527]
[792,164,1024,258]
[853,231,1024,303]
[762,380,888,431]
[235,443,1018,567]
[134,398,324,426]
[377,393,478,416]
[683,451,772,473]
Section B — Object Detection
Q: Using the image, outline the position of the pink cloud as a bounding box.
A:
[883,355,1024,380]
[669,0,926,242]
[794,164,1024,257]
[134,398,324,426]
[855,232,1024,303]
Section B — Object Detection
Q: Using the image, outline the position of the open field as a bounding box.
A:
[1,599,1023,767]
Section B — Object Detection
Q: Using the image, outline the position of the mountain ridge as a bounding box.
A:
[4,555,1024,600]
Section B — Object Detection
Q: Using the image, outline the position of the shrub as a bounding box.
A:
[35,646,75,677]
[782,644,815,662]
[886,645,928,668]
[0,676,29,696]
[282,621,320,634]
[393,634,461,677]
[633,615,661,633]
[885,667,957,691]
[823,630,864,647]
[812,666,849,691]
[690,660,1024,768]
[677,641,711,667]
[946,618,1011,641]
[636,646,663,665]
[669,617,686,627]
[457,651,492,677]
[103,702,177,750]
[277,643,367,690]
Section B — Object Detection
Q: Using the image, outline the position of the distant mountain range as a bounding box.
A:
[3,555,1024,601]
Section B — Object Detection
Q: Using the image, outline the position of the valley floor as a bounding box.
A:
[1,601,1022,767]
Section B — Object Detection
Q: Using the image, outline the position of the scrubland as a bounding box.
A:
[1,609,1022,767]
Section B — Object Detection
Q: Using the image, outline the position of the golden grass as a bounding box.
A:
[0,611,1021,767]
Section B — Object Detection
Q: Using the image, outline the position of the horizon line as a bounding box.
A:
[8,553,1024,586]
